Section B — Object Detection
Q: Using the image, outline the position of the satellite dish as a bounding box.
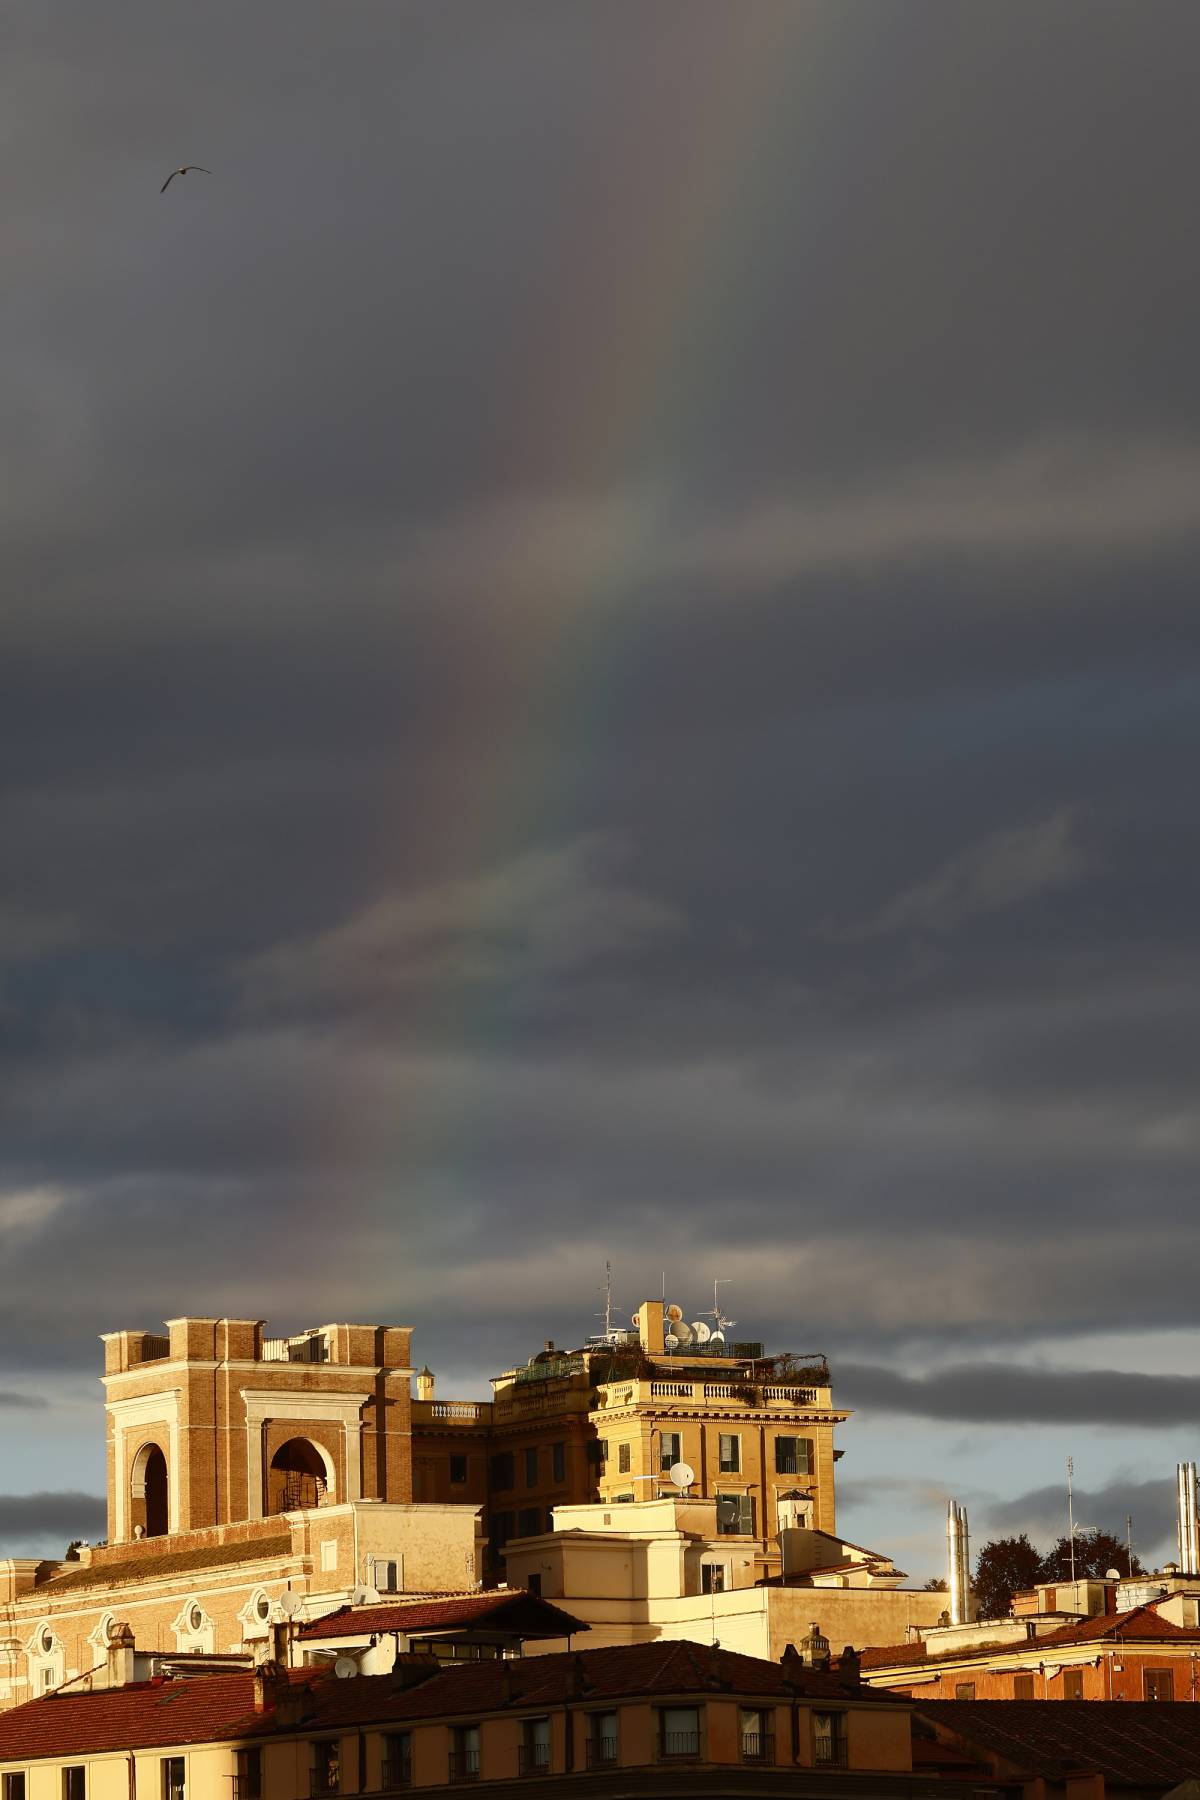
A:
[674,1320,695,1347]
[360,1585,381,1606]
[1105,1568,1121,1581]
[666,1304,684,1323]
[631,1312,641,1328]
[277,1590,302,1617]
[691,1321,710,1344]
[350,1586,373,1607]
[333,1656,358,1680]
[664,1333,680,1351]
[670,1462,695,1489]
[709,1330,725,1348]
[715,1495,740,1526]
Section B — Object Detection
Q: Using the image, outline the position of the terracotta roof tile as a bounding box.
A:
[40,1538,295,1593]
[298,1592,585,1640]
[0,1643,893,1763]
[861,1603,1198,1673]
[920,1700,1200,1784]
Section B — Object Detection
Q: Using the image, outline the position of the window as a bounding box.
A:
[1145,1668,1175,1701]
[254,1593,271,1624]
[490,1452,514,1490]
[489,1511,514,1556]
[382,1734,411,1790]
[320,1541,337,1573]
[517,1507,541,1538]
[310,1742,340,1798]
[371,1559,400,1594]
[519,1717,551,1775]
[618,1443,631,1474]
[717,1492,755,1536]
[4,1777,27,1800]
[660,1432,681,1472]
[586,1438,607,1466]
[40,1629,54,1656]
[813,1711,848,1767]
[774,1436,812,1476]
[524,1447,538,1487]
[587,1711,618,1769]
[161,1759,185,1800]
[449,1453,468,1485]
[526,1573,542,1597]
[718,1434,740,1474]
[740,1709,774,1764]
[552,1442,565,1483]
[449,1725,480,1784]
[235,1749,261,1800]
[953,1682,975,1702]
[62,1772,86,1800]
[659,1705,700,1761]
[1062,1669,1084,1700]
[701,1562,726,1594]
[1013,1674,1034,1700]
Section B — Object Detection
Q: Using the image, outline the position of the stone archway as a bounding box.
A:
[268,1437,333,1513]
[130,1442,169,1538]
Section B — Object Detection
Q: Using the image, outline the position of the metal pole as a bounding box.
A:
[1067,1457,1076,1587]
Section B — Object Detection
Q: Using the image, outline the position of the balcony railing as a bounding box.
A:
[741,1733,775,1765]
[232,1781,260,1800]
[659,1733,700,1762]
[447,1750,479,1784]
[814,1736,849,1768]
[599,1379,832,1409]
[585,1737,618,1769]
[763,1385,817,1405]
[309,1771,339,1798]
[380,1760,411,1791]
[650,1381,694,1398]
[264,1335,329,1364]
[516,1747,551,1776]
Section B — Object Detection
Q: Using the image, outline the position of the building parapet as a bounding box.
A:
[595,1378,835,1412]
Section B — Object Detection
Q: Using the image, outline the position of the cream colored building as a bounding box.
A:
[504,1495,946,1662]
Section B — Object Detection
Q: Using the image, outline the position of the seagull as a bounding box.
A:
[161,165,211,193]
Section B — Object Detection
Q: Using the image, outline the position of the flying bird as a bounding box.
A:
[161,165,211,193]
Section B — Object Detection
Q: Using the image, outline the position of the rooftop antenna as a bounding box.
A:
[596,1261,618,1339]
[705,1279,737,1337]
[1067,1456,1076,1586]
[1126,1514,1134,1577]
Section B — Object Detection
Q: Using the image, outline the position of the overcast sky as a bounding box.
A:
[3,0,1200,1581]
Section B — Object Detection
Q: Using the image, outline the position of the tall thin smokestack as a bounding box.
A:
[1179,1462,1200,1574]
[947,1500,971,1626]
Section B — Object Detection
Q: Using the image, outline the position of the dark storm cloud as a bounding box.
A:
[0,1392,46,1410]
[986,1477,1176,1557]
[0,1494,106,1539]
[2,0,1200,1505]
[838,1365,1200,1429]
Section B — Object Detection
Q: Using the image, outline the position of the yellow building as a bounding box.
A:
[0,1636,926,1796]
[413,1297,848,1580]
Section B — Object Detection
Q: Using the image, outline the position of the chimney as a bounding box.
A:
[416,1367,435,1402]
[1178,1463,1200,1575]
[947,1501,971,1625]
[105,1622,137,1689]
[636,1301,665,1356]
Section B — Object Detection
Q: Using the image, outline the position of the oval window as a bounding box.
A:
[40,1628,54,1654]
[256,1594,271,1622]
[189,1605,203,1632]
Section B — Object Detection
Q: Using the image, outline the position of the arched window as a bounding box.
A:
[130,1443,169,1539]
[268,1438,333,1514]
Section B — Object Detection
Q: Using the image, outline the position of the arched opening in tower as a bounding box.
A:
[268,1437,330,1513]
[130,1443,169,1539]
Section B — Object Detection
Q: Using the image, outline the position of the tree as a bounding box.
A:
[1037,1528,1144,1583]
[972,1534,1043,1621]
[921,1577,948,1591]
